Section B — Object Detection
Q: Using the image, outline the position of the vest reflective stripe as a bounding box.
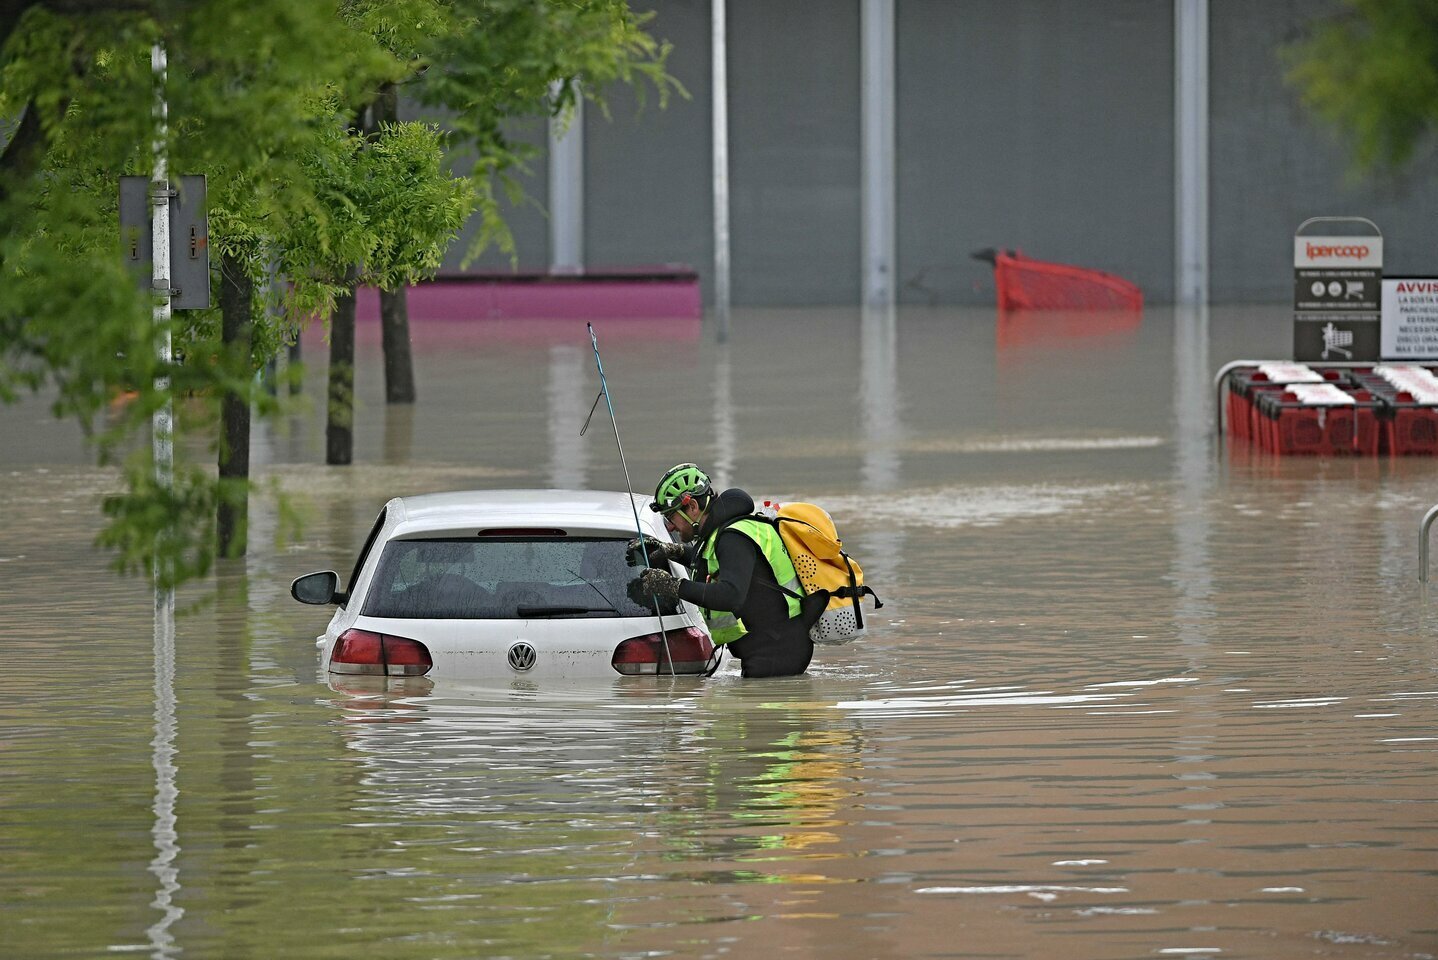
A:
[699,518,804,645]
[705,609,742,643]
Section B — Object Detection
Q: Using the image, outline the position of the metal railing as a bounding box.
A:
[1421,504,1438,583]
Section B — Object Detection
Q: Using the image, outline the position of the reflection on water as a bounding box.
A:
[146,588,181,960]
[4,305,1438,959]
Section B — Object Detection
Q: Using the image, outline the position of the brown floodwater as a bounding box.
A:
[3,305,1436,959]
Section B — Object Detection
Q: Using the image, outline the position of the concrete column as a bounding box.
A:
[861,0,896,307]
[549,88,584,273]
[712,0,731,339]
[1175,0,1209,304]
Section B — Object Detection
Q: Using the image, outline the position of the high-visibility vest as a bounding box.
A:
[697,518,803,645]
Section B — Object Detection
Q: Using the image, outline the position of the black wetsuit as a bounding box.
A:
[675,488,814,678]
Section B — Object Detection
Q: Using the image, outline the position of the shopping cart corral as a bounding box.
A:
[1214,359,1438,456]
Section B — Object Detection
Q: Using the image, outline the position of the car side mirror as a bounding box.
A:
[291,571,345,606]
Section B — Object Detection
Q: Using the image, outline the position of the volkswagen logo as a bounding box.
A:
[507,642,537,672]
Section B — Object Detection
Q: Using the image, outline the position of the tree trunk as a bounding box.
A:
[372,83,418,404]
[287,339,302,396]
[217,252,253,557]
[380,287,416,403]
[326,277,358,465]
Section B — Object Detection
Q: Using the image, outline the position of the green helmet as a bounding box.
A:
[650,462,713,513]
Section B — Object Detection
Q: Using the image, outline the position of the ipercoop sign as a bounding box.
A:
[1294,237,1383,270]
[1293,227,1382,362]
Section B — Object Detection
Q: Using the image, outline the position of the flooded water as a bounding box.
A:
[4,305,1437,959]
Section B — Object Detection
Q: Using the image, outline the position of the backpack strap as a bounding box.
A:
[831,584,882,605]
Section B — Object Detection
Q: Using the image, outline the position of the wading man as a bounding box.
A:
[625,463,818,678]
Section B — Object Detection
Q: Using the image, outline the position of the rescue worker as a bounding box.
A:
[625,463,819,678]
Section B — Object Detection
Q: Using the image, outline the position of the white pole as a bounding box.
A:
[712,0,731,341]
[861,0,896,307]
[1175,0,1209,305]
[147,44,182,960]
[151,43,173,495]
[548,84,585,273]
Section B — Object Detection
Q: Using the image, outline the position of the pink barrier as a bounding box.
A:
[354,269,702,324]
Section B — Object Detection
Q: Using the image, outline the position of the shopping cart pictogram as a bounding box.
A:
[1322,322,1354,360]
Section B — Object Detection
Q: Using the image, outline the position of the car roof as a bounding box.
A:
[387,489,658,536]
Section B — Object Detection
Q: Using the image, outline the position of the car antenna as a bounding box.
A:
[585,323,676,674]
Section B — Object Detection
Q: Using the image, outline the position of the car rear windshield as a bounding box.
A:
[362,537,679,620]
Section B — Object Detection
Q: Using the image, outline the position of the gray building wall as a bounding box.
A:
[586,0,713,279]
[435,0,1438,305]
[897,0,1173,305]
[728,0,862,304]
[1210,0,1438,301]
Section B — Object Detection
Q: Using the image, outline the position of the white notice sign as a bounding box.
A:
[1381,278,1438,360]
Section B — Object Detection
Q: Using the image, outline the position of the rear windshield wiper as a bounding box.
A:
[565,568,620,613]
[516,604,620,617]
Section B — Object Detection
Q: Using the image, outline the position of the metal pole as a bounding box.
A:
[587,324,674,671]
[1175,0,1209,305]
[147,41,182,960]
[861,0,896,307]
[712,0,731,341]
[1420,504,1438,582]
[548,83,584,274]
[151,43,173,498]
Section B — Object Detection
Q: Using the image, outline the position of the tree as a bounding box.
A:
[0,0,678,585]
[0,2,423,582]
[289,116,472,465]
[319,0,681,462]
[1285,0,1438,172]
[350,1,682,409]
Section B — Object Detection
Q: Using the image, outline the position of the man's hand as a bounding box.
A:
[626,535,686,567]
[626,567,682,605]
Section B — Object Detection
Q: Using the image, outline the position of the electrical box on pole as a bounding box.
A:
[119,174,210,310]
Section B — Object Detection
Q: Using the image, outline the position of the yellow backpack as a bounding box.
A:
[760,500,882,645]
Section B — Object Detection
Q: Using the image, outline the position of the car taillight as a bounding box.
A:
[612,626,714,676]
[330,628,433,677]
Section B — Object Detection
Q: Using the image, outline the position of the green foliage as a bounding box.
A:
[1285,0,1438,172]
[278,118,474,315]
[1,0,677,587]
[99,456,221,588]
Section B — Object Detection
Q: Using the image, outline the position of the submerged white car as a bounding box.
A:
[291,490,714,680]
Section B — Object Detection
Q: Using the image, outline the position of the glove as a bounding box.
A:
[626,535,686,568]
[626,566,682,606]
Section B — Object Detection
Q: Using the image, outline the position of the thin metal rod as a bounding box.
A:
[1421,504,1438,582]
[587,324,675,672]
